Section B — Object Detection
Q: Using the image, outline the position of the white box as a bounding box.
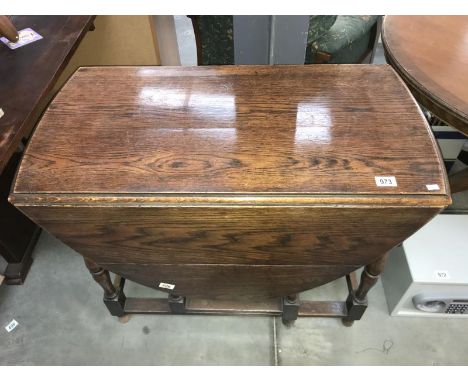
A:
[382,214,468,317]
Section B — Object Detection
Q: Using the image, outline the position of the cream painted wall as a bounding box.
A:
[55,15,160,90]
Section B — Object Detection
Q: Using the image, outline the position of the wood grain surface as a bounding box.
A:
[19,206,441,267]
[11,65,450,300]
[17,203,441,299]
[14,65,448,198]
[0,16,94,174]
[382,16,468,135]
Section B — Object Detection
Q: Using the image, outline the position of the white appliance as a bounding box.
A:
[382,214,468,317]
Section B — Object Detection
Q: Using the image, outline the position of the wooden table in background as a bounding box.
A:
[0,16,94,284]
[382,16,468,194]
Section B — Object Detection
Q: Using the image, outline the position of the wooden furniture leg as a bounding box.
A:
[343,252,389,326]
[84,268,384,325]
[282,294,300,325]
[84,258,126,317]
[168,294,187,313]
[1,153,41,285]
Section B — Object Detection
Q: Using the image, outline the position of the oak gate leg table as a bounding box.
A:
[10,65,450,326]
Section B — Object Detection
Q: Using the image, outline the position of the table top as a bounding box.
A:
[13,65,449,206]
[382,16,468,135]
[0,16,94,174]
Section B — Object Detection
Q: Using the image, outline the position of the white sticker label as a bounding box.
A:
[375,176,397,187]
[426,184,440,191]
[5,319,19,333]
[434,270,450,281]
[159,282,175,290]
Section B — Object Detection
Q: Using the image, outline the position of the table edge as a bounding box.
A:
[9,192,451,209]
[0,16,96,175]
[381,16,468,135]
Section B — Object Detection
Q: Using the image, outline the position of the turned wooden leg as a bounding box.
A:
[84,257,117,298]
[343,253,389,326]
[84,258,126,317]
[355,252,389,302]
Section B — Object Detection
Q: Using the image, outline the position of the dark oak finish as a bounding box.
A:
[14,65,447,195]
[355,252,388,302]
[0,153,40,284]
[87,272,360,321]
[342,252,389,326]
[0,16,95,174]
[83,257,117,299]
[15,206,440,267]
[0,16,94,283]
[11,65,450,321]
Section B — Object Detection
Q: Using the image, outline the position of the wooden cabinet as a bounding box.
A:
[10,65,450,321]
[0,16,95,284]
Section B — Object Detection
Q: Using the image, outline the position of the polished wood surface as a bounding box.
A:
[382,16,468,135]
[17,206,440,267]
[16,204,440,299]
[0,16,94,174]
[11,65,450,302]
[0,16,94,284]
[14,65,448,196]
